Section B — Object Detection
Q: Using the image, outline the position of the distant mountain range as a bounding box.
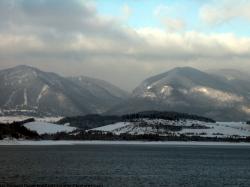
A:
[1,65,250,121]
[0,65,128,116]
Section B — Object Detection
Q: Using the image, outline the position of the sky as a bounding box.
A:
[1,0,250,91]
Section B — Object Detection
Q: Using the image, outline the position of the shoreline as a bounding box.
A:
[1,140,250,146]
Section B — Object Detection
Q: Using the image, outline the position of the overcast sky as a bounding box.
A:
[1,0,250,91]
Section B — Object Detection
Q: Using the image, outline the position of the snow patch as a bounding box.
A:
[191,86,243,103]
[24,121,77,135]
[142,91,157,99]
[37,85,49,103]
[160,85,173,97]
[91,122,130,133]
[147,86,152,90]
[23,88,28,106]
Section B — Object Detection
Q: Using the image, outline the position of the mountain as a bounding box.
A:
[0,65,128,116]
[208,69,250,81]
[68,76,129,108]
[107,67,250,121]
[2,65,250,121]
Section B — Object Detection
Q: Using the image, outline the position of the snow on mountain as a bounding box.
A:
[24,121,77,135]
[0,65,128,116]
[90,119,250,138]
[36,84,49,103]
[107,67,250,121]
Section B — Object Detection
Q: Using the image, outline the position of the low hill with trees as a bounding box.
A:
[0,118,40,140]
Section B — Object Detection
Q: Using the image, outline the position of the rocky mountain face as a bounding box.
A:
[107,67,250,121]
[0,65,128,116]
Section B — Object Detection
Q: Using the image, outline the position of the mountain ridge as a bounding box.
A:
[0,65,128,116]
[1,65,250,121]
[107,67,250,121]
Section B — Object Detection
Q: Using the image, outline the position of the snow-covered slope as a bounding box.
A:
[93,122,131,133]
[90,119,250,138]
[180,122,250,138]
[24,121,77,135]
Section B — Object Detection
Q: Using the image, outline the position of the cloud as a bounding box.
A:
[0,34,43,53]
[1,0,250,91]
[122,4,133,20]
[154,5,173,17]
[200,0,250,25]
[161,17,186,32]
[135,28,250,59]
[154,4,186,32]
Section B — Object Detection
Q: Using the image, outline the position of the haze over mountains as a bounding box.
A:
[1,65,250,121]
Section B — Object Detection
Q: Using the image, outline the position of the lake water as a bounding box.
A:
[0,144,250,187]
